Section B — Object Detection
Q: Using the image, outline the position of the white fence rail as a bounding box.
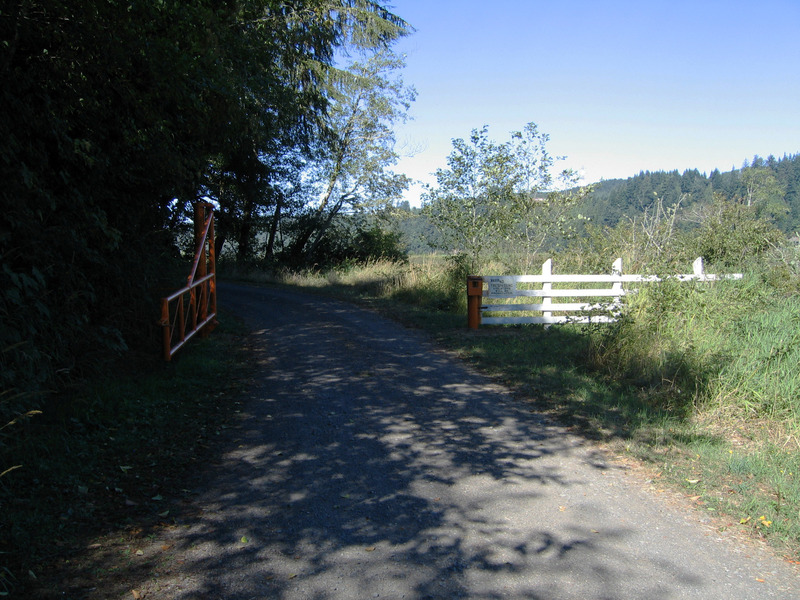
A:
[466,257,742,328]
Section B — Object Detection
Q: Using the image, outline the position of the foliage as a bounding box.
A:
[422,126,521,271]
[574,169,711,230]
[286,49,416,263]
[0,0,411,448]
[704,301,800,421]
[572,154,800,237]
[299,217,408,270]
[422,123,584,272]
[690,195,784,267]
[392,204,445,254]
[588,277,732,411]
[586,250,800,427]
[399,154,800,267]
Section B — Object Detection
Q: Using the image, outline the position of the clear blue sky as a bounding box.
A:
[388,0,800,204]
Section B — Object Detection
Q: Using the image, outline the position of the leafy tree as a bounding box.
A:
[507,125,590,270]
[739,163,787,219]
[299,215,408,269]
[422,123,583,271]
[422,126,519,270]
[286,49,415,263]
[0,0,411,428]
[1,0,240,419]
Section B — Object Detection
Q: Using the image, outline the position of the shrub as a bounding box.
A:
[690,198,784,267]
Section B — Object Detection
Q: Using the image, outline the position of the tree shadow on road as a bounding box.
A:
[106,289,705,600]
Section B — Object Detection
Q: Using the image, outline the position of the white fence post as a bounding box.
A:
[611,257,623,294]
[693,256,705,279]
[542,259,553,322]
[610,258,623,321]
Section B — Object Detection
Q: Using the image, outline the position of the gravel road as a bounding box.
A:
[126,282,799,599]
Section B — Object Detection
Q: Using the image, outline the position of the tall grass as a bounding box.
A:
[589,271,800,433]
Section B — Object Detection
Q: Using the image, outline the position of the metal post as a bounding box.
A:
[161,298,172,362]
[194,203,208,328]
[467,276,483,329]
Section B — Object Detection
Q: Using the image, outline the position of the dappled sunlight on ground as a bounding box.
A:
[69,283,800,600]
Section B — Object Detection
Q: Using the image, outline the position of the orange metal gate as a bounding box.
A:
[160,202,217,361]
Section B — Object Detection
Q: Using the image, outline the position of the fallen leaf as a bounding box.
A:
[365,546,376,552]
[135,550,144,556]
[288,573,297,580]
[686,479,700,484]
[131,590,141,599]
[740,516,751,524]
[240,536,248,544]
[756,578,765,583]
[161,544,172,551]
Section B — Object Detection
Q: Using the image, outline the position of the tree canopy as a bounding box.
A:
[0,0,411,424]
[422,123,587,271]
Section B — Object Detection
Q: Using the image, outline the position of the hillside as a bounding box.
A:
[576,153,800,234]
[394,153,800,255]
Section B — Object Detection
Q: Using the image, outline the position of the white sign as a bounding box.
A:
[488,278,515,297]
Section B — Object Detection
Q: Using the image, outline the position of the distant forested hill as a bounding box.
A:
[576,154,800,235]
[393,154,800,254]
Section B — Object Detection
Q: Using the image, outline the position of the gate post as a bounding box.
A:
[194,202,209,334]
[467,276,483,329]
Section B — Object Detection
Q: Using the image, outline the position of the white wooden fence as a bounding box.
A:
[466,257,742,328]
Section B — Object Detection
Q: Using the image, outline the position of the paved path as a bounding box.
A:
[130,282,799,599]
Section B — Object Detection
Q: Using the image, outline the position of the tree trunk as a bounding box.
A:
[264,198,282,260]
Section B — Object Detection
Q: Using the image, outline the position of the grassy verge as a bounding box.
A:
[0,311,250,597]
[238,258,800,562]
